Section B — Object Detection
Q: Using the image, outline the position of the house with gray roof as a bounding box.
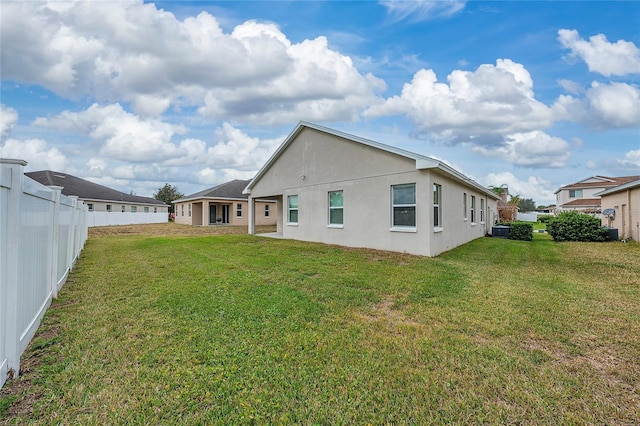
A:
[554,175,640,214]
[244,122,500,257]
[26,170,169,227]
[173,179,276,227]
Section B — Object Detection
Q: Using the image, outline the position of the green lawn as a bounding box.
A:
[2,231,639,424]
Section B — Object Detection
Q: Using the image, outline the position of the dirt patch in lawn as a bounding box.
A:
[89,222,276,238]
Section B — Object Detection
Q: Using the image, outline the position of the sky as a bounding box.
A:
[1,0,639,205]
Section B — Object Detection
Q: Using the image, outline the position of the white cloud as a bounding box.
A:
[0,138,68,171]
[380,0,466,22]
[0,1,383,124]
[365,59,554,142]
[554,82,640,129]
[472,131,570,168]
[558,29,640,77]
[34,103,189,162]
[618,149,640,168]
[205,123,282,171]
[482,172,557,204]
[0,105,18,141]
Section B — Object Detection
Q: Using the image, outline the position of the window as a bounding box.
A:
[433,184,442,228]
[121,205,125,212]
[181,205,184,216]
[480,199,485,223]
[144,206,149,213]
[154,207,157,213]
[188,204,191,217]
[288,195,298,224]
[470,196,476,223]
[328,191,343,226]
[463,193,467,220]
[569,189,583,198]
[392,183,416,228]
[236,203,242,217]
[87,203,94,212]
[264,204,270,217]
[106,204,112,212]
[131,206,137,213]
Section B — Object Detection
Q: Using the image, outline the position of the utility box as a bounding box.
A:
[604,227,618,241]
[492,225,510,238]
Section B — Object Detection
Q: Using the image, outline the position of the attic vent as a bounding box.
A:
[53,174,65,178]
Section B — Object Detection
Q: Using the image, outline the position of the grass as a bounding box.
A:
[1,226,639,424]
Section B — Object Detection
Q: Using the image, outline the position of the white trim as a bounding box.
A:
[390,227,417,233]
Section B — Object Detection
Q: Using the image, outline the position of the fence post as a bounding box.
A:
[1,159,27,383]
[48,186,63,298]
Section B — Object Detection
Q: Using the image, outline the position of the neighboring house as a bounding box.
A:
[26,170,169,227]
[555,175,640,214]
[244,122,500,257]
[595,179,640,241]
[173,179,276,227]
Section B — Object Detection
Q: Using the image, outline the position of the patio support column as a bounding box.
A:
[248,196,255,235]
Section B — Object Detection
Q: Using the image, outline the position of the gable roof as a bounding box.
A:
[245,122,500,200]
[26,170,167,206]
[594,179,640,197]
[174,179,251,203]
[555,175,640,193]
[560,198,601,207]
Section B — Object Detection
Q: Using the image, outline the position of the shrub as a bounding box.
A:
[547,211,609,242]
[537,215,553,225]
[508,222,533,241]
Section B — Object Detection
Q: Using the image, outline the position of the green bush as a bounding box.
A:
[508,222,533,241]
[547,211,609,242]
[537,215,553,225]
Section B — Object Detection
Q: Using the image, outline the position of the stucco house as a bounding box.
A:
[173,179,276,227]
[555,175,640,213]
[26,170,169,226]
[244,122,500,257]
[595,179,640,241]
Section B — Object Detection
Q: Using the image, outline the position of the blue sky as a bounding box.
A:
[1,0,639,205]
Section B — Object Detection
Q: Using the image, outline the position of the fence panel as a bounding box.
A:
[88,211,168,227]
[0,159,88,389]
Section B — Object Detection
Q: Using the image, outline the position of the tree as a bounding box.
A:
[153,183,184,214]
[518,198,536,212]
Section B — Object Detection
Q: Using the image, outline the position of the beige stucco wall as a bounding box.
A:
[249,127,496,257]
[174,199,275,227]
[600,187,639,241]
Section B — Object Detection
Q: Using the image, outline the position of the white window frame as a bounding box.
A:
[236,203,242,218]
[288,195,298,225]
[463,193,467,221]
[106,204,112,212]
[569,189,583,198]
[264,204,270,217]
[328,190,344,228]
[480,198,485,223]
[122,205,126,213]
[131,206,137,213]
[433,183,442,231]
[181,204,184,216]
[188,203,191,217]
[470,196,476,224]
[391,183,416,231]
[87,203,94,212]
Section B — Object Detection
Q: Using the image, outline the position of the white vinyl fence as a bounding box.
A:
[0,159,88,389]
[88,211,168,227]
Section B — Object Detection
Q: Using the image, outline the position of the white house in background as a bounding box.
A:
[555,175,640,214]
[244,122,500,257]
[26,170,169,227]
[595,179,640,241]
